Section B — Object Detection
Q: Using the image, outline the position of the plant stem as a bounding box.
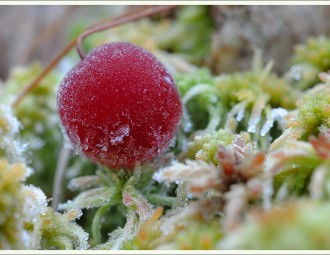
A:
[92,205,111,245]
[11,5,176,108]
[11,38,76,109]
[52,138,72,210]
[146,194,176,207]
[76,5,176,60]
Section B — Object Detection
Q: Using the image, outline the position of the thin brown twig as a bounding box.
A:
[11,38,76,108]
[76,5,176,60]
[11,5,177,109]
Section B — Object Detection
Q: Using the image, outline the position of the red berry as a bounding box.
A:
[57,42,182,169]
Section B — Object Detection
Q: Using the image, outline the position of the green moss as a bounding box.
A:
[0,64,62,196]
[159,6,215,63]
[286,36,330,89]
[220,200,330,249]
[39,207,88,250]
[181,129,234,164]
[0,159,29,249]
[292,84,330,139]
[271,83,330,151]
[216,68,298,111]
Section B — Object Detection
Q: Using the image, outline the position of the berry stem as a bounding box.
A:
[11,5,176,108]
[11,38,76,109]
[76,5,176,60]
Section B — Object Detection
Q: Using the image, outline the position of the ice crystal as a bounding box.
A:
[0,104,26,163]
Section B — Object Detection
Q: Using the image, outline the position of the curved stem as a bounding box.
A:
[76,5,176,60]
[92,205,111,245]
[11,38,76,109]
[11,5,176,108]
[52,137,72,210]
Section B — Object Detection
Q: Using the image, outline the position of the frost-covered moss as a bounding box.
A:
[0,159,30,249]
[39,207,89,250]
[0,104,25,163]
[0,64,62,196]
[270,80,330,151]
[3,8,330,251]
[182,129,234,164]
[286,36,330,89]
[178,55,298,149]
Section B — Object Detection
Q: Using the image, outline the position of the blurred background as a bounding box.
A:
[1,5,330,80]
[0,5,129,79]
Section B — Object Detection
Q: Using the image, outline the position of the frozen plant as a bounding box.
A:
[285,36,330,90]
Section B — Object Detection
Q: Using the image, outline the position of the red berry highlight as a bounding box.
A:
[57,42,182,169]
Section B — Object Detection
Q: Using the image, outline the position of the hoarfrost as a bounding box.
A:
[153,160,220,195]
[261,108,288,136]
[247,95,268,133]
[21,185,47,223]
[110,124,130,145]
[225,101,248,131]
[0,104,26,163]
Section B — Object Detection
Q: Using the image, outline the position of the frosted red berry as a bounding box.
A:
[57,42,182,169]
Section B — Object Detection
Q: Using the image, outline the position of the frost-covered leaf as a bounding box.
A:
[94,209,138,250]
[68,175,102,191]
[21,185,47,224]
[38,207,89,250]
[59,186,118,210]
[153,160,220,196]
[122,207,163,250]
[309,163,330,199]
[123,179,154,222]
[176,68,219,132]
